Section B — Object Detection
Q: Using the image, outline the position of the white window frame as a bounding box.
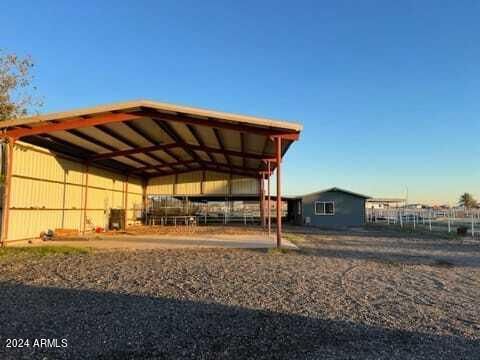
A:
[314,201,335,216]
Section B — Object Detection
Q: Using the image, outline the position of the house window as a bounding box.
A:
[314,201,335,215]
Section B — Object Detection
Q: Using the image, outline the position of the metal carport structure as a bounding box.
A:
[0,100,302,247]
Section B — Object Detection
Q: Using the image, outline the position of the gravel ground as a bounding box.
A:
[0,229,479,359]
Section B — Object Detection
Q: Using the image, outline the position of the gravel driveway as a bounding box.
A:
[0,229,479,359]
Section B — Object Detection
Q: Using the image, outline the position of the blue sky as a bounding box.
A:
[2,0,479,204]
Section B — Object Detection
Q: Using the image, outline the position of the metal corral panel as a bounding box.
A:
[6,142,144,242]
[231,175,259,195]
[176,171,202,195]
[203,171,228,194]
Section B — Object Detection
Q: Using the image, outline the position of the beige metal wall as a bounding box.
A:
[146,171,259,196]
[6,142,143,242]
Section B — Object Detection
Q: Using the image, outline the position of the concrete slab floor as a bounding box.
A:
[12,234,298,251]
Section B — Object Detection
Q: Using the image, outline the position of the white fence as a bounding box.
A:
[366,208,480,239]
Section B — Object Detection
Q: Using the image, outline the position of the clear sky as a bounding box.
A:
[2,0,479,205]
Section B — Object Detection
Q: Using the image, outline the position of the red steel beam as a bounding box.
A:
[147,166,259,179]
[152,119,205,166]
[131,159,199,172]
[213,128,231,166]
[5,113,142,139]
[132,159,262,173]
[203,163,260,176]
[91,143,179,160]
[94,124,172,170]
[122,120,189,169]
[66,129,155,169]
[90,142,274,161]
[186,124,215,164]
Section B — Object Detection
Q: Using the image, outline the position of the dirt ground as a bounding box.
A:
[0,226,479,359]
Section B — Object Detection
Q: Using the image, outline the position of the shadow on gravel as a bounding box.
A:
[0,282,478,359]
[307,239,480,254]
[299,247,480,268]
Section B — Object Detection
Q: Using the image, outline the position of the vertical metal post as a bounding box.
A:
[259,176,265,227]
[267,160,271,239]
[275,136,282,248]
[472,214,475,239]
[82,162,90,234]
[124,174,129,230]
[142,179,148,225]
[173,173,178,195]
[1,138,15,246]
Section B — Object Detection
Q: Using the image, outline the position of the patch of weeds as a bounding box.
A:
[365,224,462,240]
[433,259,455,268]
[267,248,290,255]
[379,259,403,267]
[444,233,463,241]
[283,233,306,245]
[0,245,91,259]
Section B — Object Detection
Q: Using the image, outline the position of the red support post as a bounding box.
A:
[259,176,265,227]
[201,170,206,195]
[142,178,148,225]
[82,162,90,234]
[267,160,271,239]
[1,138,15,246]
[275,137,282,248]
[124,174,129,230]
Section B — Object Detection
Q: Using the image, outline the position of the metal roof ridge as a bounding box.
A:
[300,187,371,199]
[0,99,303,132]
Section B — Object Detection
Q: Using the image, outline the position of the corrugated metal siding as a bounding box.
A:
[6,142,143,242]
[203,171,228,194]
[146,175,175,195]
[146,171,259,196]
[231,175,258,195]
[176,171,202,195]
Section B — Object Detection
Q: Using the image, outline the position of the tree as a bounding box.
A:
[459,193,478,209]
[0,49,42,121]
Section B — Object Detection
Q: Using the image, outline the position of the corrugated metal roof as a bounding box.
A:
[1,100,302,179]
[0,99,302,131]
